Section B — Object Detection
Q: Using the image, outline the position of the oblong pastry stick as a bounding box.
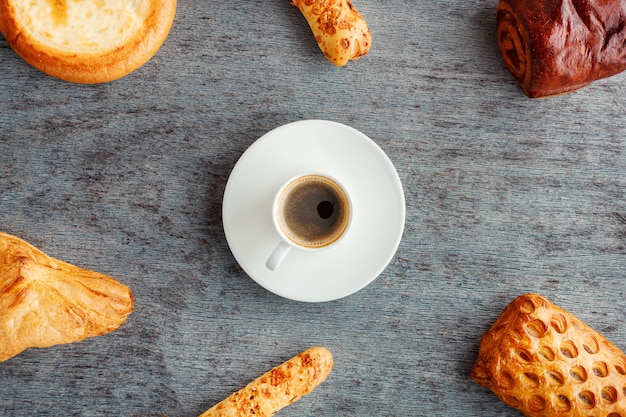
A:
[0,231,134,362]
[292,0,371,66]
[472,293,626,417]
[497,0,626,97]
[199,347,333,417]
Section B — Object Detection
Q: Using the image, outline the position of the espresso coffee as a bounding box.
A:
[276,175,350,248]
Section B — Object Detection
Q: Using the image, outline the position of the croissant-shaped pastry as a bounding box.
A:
[0,232,133,362]
[497,0,626,97]
[472,293,626,417]
[292,0,371,66]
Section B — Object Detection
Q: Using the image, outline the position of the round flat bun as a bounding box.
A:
[0,0,176,83]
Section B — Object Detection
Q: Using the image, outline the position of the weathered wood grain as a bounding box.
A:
[1,1,625,416]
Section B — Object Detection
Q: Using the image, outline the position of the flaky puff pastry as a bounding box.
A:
[199,347,333,417]
[0,232,133,362]
[472,293,626,417]
[292,0,371,66]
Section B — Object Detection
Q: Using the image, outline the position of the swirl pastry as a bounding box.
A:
[472,293,626,416]
[292,0,371,66]
[0,232,133,362]
[0,0,176,83]
[497,0,626,97]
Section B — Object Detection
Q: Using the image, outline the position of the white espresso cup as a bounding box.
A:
[265,173,353,271]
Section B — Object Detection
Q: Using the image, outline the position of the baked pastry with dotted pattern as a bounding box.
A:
[472,293,626,417]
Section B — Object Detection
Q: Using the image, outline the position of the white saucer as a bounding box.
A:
[222,120,405,302]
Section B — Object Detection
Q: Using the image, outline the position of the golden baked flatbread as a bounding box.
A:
[472,293,626,417]
[199,347,334,417]
[0,232,133,362]
[0,0,176,83]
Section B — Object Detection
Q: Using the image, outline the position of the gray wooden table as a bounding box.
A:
[1,1,625,416]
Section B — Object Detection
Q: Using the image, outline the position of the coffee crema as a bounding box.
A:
[276,175,350,248]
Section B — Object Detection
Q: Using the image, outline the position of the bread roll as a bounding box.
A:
[0,232,134,362]
[497,0,626,97]
[472,293,626,416]
[0,0,176,83]
[292,0,370,66]
[199,347,333,417]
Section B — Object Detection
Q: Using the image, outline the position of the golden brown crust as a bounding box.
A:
[471,293,626,416]
[292,0,370,66]
[0,232,133,362]
[0,0,176,83]
[497,0,626,98]
[199,347,334,417]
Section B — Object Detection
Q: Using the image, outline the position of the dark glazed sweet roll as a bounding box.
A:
[497,0,626,98]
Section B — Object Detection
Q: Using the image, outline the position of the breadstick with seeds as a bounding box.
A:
[292,0,371,66]
[199,347,333,417]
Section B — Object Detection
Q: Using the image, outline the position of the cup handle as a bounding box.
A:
[266,241,291,271]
